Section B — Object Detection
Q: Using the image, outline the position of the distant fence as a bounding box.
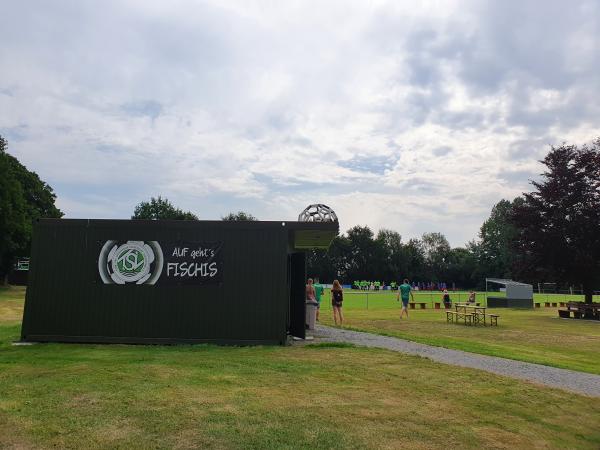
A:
[318,289,600,310]
[330,291,487,309]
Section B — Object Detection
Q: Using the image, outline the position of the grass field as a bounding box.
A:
[335,289,600,308]
[2,286,600,449]
[318,289,600,375]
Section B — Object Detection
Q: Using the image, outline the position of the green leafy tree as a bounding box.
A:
[421,232,451,281]
[404,238,427,281]
[375,229,410,282]
[0,136,63,282]
[132,196,198,220]
[445,247,478,288]
[306,235,349,283]
[475,198,523,280]
[511,140,600,303]
[345,226,379,281]
[221,211,257,221]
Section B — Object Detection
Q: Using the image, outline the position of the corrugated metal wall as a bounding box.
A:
[21,219,290,345]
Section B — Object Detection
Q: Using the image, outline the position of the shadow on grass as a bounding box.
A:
[304,342,356,349]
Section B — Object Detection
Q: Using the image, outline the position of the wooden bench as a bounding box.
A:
[488,314,500,326]
[436,302,462,309]
[559,308,581,319]
[558,309,571,318]
[446,310,474,325]
[409,302,427,310]
[559,302,600,320]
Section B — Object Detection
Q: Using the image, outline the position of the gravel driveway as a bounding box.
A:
[313,324,600,398]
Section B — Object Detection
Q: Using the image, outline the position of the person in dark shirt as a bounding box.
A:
[442,289,452,309]
[331,279,344,326]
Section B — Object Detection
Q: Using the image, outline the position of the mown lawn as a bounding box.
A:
[1,286,600,449]
[319,289,600,375]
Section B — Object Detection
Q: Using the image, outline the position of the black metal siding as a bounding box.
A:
[21,219,291,345]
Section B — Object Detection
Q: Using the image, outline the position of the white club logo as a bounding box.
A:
[98,240,163,285]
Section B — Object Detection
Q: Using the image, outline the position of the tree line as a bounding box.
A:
[131,196,257,222]
[308,139,600,303]
[1,134,599,301]
[306,196,531,290]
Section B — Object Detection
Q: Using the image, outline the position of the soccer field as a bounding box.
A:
[317,289,600,375]
[321,289,600,310]
[1,286,600,449]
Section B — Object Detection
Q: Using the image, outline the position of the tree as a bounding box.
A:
[404,238,426,281]
[132,196,198,220]
[345,226,378,281]
[476,198,523,279]
[511,140,600,303]
[306,235,349,283]
[445,247,478,289]
[221,211,257,221]
[375,229,410,282]
[421,232,451,281]
[0,135,63,282]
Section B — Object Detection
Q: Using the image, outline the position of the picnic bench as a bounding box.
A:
[446,310,473,325]
[558,302,600,320]
[446,304,499,326]
[409,302,427,310]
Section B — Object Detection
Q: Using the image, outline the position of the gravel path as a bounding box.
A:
[314,324,600,398]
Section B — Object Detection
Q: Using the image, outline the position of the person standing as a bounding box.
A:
[306,278,316,302]
[397,278,414,319]
[468,290,476,304]
[442,289,452,309]
[314,278,324,321]
[331,279,344,326]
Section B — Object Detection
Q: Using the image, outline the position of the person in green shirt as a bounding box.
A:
[314,278,324,321]
[397,278,414,318]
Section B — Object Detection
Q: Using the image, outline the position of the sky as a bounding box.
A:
[1,0,599,246]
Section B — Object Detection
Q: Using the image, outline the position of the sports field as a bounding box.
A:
[2,286,600,449]
[318,289,600,374]
[334,289,600,308]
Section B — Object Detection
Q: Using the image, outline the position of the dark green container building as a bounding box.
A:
[21,218,337,345]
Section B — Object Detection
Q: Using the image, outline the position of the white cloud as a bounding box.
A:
[1,0,599,245]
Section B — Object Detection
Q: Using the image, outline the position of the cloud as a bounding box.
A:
[121,100,163,120]
[432,146,453,157]
[0,0,599,246]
